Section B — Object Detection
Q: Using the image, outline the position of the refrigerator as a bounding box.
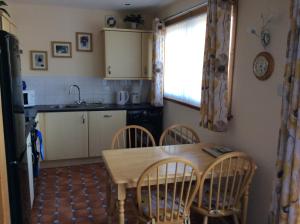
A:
[0,31,31,223]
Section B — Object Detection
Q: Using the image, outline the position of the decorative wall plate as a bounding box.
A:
[105,16,117,28]
[253,52,274,80]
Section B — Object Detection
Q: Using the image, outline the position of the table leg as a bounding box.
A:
[117,184,126,224]
[242,187,249,224]
[106,177,114,224]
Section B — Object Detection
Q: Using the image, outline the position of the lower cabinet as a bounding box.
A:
[88,110,126,157]
[43,112,89,160]
[38,110,126,160]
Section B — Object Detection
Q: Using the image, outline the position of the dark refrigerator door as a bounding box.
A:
[0,31,30,224]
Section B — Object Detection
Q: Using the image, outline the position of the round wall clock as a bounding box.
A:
[253,52,274,81]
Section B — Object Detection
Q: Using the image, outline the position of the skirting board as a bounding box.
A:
[40,157,103,169]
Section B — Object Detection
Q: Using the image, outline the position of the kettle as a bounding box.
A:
[116,91,129,105]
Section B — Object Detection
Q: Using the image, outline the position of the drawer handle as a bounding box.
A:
[82,114,86,124]
[104,115,112,118]
[108,66,111,75]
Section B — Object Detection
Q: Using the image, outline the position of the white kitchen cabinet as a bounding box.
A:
[103,28,153,80]
[44,112,88,160]
[0,12,17,35]
[142,33,153,79]
[88,110,126,157]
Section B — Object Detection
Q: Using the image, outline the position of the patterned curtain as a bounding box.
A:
[151,18,165,107]
[270,0,300,223]
[200,0,235,132]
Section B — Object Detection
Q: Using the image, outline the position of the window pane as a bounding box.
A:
[164,13,207,107]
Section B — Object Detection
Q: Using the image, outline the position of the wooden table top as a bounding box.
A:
[102,143,216,188]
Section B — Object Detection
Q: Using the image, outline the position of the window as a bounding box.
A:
[164,9,207,108]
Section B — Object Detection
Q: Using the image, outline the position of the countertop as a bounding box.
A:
[35,103,161,113]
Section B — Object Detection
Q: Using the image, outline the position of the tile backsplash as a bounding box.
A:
[22,75,151,105]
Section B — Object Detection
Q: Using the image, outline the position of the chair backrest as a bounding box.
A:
[194,152,256,217]
[159,124,200,146]
[136,157,201,223]
[111,125,156,149]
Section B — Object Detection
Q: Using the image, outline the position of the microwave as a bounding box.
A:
[23,90,35,107]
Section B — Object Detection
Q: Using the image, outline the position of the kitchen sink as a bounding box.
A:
[64,104,83,108]
[48,103,107,110]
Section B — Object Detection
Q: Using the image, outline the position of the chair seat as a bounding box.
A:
[192,183,240,216]
[140,190,185,221]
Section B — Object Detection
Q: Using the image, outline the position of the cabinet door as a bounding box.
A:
[89,110,126,157]
[105,31,141,78]
[142,33,153,79]
[44,112,88,160]
[0,16,10,33]
[9,23,17,36]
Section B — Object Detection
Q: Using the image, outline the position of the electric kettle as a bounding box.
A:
[116,91,129,105]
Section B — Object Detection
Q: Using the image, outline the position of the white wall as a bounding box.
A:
[159,0,288,223]
[8,3,153,76]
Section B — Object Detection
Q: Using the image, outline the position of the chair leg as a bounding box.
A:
[233,214,239,224]
[203,216,208,224]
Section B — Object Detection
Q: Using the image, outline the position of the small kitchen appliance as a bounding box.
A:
[23,90,35,107]
[116,91,129,105]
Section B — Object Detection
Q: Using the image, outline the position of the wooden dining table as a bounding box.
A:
[102,143,219,224]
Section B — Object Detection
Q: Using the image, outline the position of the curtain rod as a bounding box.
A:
[163,2,208,22]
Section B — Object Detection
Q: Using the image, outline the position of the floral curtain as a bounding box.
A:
[270,0,300,223]
[151,18,165,107]
[200,0,234,132]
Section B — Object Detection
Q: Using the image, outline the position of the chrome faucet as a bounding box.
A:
[69,84,84,104]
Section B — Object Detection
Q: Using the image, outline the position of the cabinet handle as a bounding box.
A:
[108,66,111,75]
[82,114,86,124]
[144,66,147,76]
[104,115,112,118]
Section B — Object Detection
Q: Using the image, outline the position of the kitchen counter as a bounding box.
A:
[35,103,162,113]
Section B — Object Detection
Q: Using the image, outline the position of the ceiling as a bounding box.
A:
[9,0,177,11]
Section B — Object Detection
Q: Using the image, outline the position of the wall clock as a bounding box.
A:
[253,52,274,81]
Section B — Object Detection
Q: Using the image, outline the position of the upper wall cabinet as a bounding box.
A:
[103,28,153,80]
[0,12,17,36]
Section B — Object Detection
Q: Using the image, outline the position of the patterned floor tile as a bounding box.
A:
[31,163,233,224]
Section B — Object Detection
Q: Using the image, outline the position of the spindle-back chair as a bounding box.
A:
[111,125,156,149]
[191,152,256,224]
[136,157,201,224]
[159,124,200,146]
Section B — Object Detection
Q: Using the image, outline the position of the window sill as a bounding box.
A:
[164,97,200,111]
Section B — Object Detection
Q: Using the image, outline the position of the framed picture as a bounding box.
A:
[105,15,117,28]
[30,51,48,71]
[76,32,93,52]
[51,41,72,58]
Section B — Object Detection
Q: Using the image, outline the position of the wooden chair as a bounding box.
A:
[136,157,201,224]
[111,125,156,149]
[191,152,256,224]
[159,124,200,146]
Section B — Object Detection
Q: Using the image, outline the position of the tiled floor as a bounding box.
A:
[31,163,232,224]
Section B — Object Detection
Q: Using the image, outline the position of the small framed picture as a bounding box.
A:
[30,51,48,71]
[76,32,93,52]
[51,41,72,58]
[105,15,117,28]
